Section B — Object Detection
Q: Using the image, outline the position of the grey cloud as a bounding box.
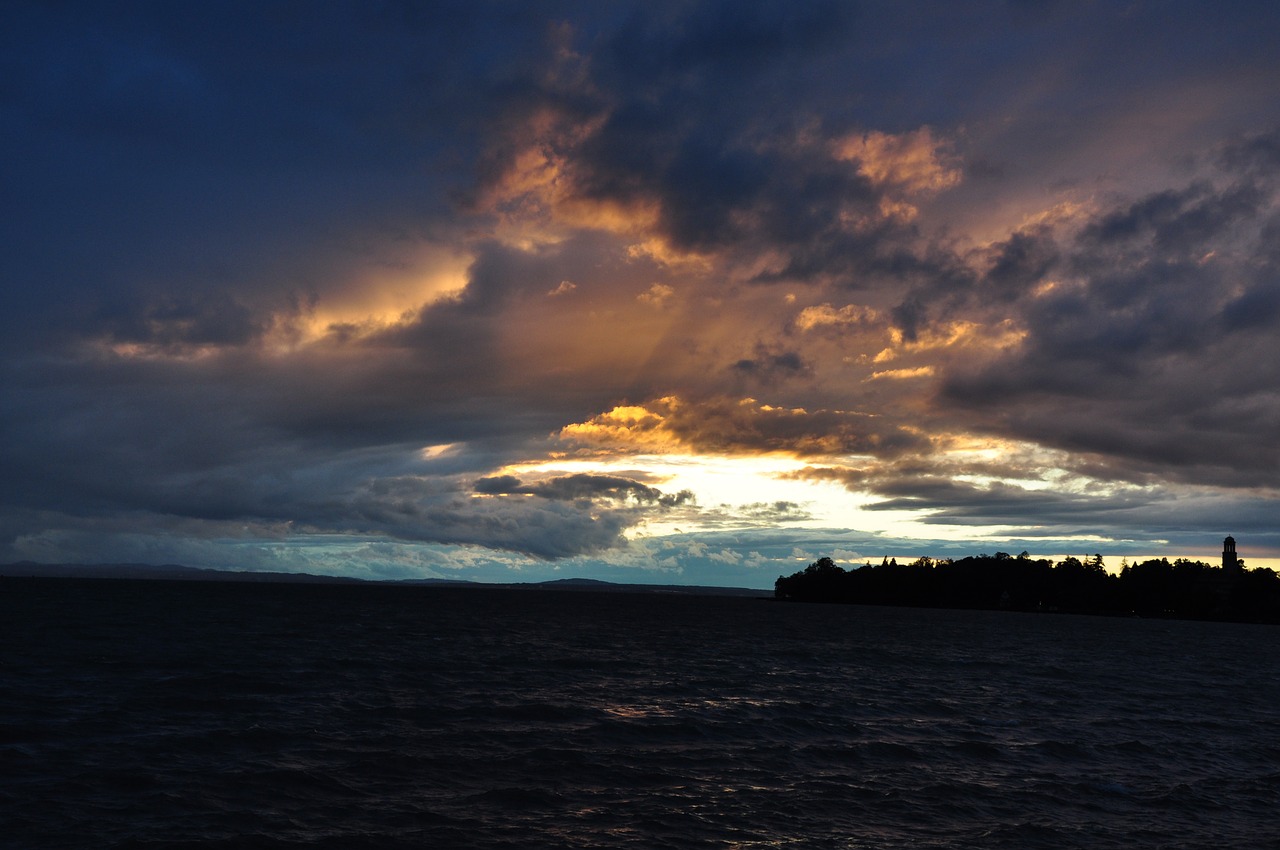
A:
[1,426,671,560]
[1219,128,1280,175]
[1220,279,1280,331]
[982,227,1059,300]
[731,348,810,382]
[648,397,930,458]
[780,458,1280,556]
[475,472,694,508]
[89,291,267,350]
[738,501,812,523]
[474,475,523,495]
[866,243,980,341]
[934,129,1280,485]
[1079,182,1265,255]
[327,477,642,560]
[888,178,1268,348]
[2,484,643,564]
[0,2,555,350]
[889,293,932,344]
[464,1,936,284]
[859,473,1280,550]
[0,231,692,564]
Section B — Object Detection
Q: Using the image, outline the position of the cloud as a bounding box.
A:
[979,226,1061,302]
[637,283,675,308]
[793,303,882,332]
[5,3,1280,578]
[559,396,928,458]
[730,347,810,382]
[330,477,645,560]
[868,366,935,381]
[834,127,962,204]
[459,3,970,295]
[86,291,269,355]
[737,501,812,523]
[474,472,693,508]
[933,131,1280,487]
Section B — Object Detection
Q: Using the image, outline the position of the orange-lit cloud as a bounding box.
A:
[637,283,675,308]
[868,366,936,381]
[559,396,927,459]
[793,303,882,332]
[835,127,962,195]
[472,107,665,250]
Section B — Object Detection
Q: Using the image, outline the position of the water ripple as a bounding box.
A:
[3,580,1278,848]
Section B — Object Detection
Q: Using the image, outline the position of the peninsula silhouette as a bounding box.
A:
[775,538,1280,623]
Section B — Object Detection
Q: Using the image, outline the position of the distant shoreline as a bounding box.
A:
[0,562,771,598]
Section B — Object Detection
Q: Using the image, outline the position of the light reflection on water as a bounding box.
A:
[2,579,1279,849]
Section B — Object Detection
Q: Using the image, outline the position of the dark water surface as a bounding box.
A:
[2,578,1278,848]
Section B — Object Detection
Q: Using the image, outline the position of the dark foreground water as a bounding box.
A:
[2,578,1278,849]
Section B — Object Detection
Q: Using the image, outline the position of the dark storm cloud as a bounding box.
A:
[859,474,1280,551]
[0,388,667,559]
[938,129,1280,487]
[1079,182,1266,256]
[0,1,564,349]
[1220,279,1280,331]
[861,475,1132,527]
[475,472,693,508]
[89,291,267,350]
[465,0,958,285]
[982,227,1060,301]
[880,159,1270,348]
[316,475,652,560]
[730,348,810,382]
[789,461,1280,555]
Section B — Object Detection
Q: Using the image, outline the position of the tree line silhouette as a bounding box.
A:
[775,553,1280,622]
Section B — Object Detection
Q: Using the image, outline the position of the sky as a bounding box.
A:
[4,0,1280,587]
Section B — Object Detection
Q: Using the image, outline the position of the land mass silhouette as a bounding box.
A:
[775,552,1280,623]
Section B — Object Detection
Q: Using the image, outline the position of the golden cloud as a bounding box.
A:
[559,400,687,453]
[558,395,927,458]
[637,283,676,308]
[472,108,667,250]
[879,319,1027,359]
[794,303,883,332]
[835,126,962,195]
[868,366,936,381]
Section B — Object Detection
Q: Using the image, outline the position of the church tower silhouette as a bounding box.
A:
[1223,536,1240,575]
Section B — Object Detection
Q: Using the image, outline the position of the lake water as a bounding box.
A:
[2,578,1278,848]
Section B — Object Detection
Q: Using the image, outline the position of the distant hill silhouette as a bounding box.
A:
[775,554,1280,623]
[0,562,769,597]
[0,561,364,583]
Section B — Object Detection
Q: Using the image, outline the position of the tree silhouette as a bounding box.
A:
[775,552,1280,622]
